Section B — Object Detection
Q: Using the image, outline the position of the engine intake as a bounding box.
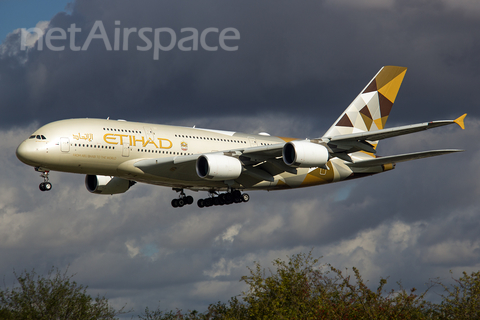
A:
[196,154,242,181]
[85,175,134,195]
[283,140,329,168]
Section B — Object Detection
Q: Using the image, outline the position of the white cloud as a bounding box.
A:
[204,258,238,278]
[421,240,480,265]
[125,240,140,258]
[443,0,480,16]
[0,21,49,63]
[215,223,242,243]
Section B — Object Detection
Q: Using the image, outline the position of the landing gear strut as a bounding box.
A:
[171,189,194,208]
[197,190,249,208]
[36,168,52,192]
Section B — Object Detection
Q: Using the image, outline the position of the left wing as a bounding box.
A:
[347,149,464,167]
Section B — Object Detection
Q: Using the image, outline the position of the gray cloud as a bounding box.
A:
[1,0,479,128]
[2,119,478,314]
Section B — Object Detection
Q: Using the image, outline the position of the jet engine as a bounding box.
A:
[283,140,329,168]
[196,154,242,181]
[85,175,134,195]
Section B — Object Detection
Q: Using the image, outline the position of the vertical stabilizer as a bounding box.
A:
[323,66,407,139]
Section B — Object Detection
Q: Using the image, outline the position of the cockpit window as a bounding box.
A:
[31,135,47,140]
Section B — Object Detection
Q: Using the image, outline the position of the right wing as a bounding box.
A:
[126,143,289,186]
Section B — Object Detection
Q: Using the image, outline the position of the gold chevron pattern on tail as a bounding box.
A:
[324,66,407,138]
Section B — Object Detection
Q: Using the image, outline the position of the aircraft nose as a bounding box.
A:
[16,141,37,166]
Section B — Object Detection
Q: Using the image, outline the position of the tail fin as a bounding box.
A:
[323,66,407,138]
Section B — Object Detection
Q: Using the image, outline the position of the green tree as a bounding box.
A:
[231,251,430,319]
[118,251,480,319]
[0,267,127,320]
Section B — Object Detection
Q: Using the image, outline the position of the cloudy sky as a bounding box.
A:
[1,0,480,316]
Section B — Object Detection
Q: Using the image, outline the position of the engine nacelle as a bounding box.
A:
[283,140,329,168]
[85,175,134,195]
[196,154,242,181]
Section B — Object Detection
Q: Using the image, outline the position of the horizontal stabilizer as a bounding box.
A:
[348,149,464,167]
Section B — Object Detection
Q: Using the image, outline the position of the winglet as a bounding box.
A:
[454,113,467,130]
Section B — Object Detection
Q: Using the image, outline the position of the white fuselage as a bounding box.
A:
[16,118,358,192]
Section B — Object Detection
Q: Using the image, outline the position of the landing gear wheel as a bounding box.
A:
[197,199,205,208]
[39,182,52,192]
[205,198,214,207]
[36,168,52,192]
[171,189,195,208]
[242,193,250,202]
[224,193,233,204]
[171,199,179,208]
[178,198,185,207]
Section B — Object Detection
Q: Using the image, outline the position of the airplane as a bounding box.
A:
[16,66,466,208]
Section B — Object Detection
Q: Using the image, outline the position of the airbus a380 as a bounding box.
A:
[16,66,466,208]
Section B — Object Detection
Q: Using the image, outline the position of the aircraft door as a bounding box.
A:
[248,137,258,147]
[122,142,130,157]
[144,127,155,140]
[60,137,70,152]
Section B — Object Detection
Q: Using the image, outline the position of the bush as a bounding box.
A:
[429,270,480,319]
[141,252,480,319]
[0,267,127,320]
[3,254,480,319]
[208,251,430,319]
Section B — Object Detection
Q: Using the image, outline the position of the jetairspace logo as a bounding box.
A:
[21,21,240,60]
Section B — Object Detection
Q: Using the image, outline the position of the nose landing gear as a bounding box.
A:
[36,168,52,192]
[171,189,194,208]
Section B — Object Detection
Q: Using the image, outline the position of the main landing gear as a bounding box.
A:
[197,190,249,208]
[171,189,194,208]
[36,168,52,192]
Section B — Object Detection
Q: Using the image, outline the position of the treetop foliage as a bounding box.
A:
[2,252,480,319]
[140,252,480,320]
[0,267,127,320]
